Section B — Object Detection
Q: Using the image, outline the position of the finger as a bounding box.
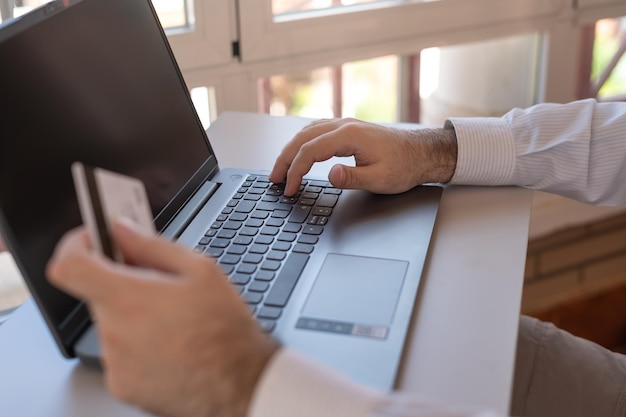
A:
[328,164,383,192]
[269,119,341,186]
[112,219,201,275]
[47,228,128,303]
[284,129,362,195]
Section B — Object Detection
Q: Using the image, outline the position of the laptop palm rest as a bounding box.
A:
[296,254,407,339]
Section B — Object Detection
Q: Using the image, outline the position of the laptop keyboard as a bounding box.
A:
[193,175,342,333]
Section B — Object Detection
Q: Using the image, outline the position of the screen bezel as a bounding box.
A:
[0,0,220,358]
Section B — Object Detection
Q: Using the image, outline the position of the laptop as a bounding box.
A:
[0,0,442,390]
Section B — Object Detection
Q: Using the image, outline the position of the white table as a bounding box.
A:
[0,112,532,416]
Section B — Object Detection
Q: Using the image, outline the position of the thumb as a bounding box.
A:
[328,164,379,192]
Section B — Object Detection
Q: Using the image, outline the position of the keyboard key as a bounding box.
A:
[260,226,280,236]
[317,194,338,208]
[216,230,236,239]
[271,210,290,219]
[257,319,276,333]
[237,264,257,274]
[234,201,255,213]
[210,238,231,248]
[245,219,264,228]
[312,207,332,216]
[239,227,259,236]
[324,188,342,195]
[248,281,270,293]
[198,236,211,245]
[220,255,241,265]
[244,291,264,304]
[257,306,282,320]
[243,254,263,264]
[272,242,291,251]
[230,273,251,285]
[226,245,247,255]
[255,270,275,281]
[204,229,217,237]
[243,194,262,201]
[265,218,284,227]
[288,205,311,223]
[261,195,280,203]
[261,260,281,271]
[277,232,297,242]
[204,247,224,258]
[220,265,235,275]
[297,235,318,245]
[283,223,301,233]
[293,243,314,254]
[264,253,309,307]
[257,202,293,212]
[250,210,269,219]
[266,250,286,261]
[233,236,253,246]
[223,221,243,230]
[302,225,323,235]
[216,214,228,222]
[255,235,274,245]
[304,186,322,193]
[249,244,269,254]
[229,212,248,222]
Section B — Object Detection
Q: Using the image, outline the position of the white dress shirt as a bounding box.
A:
[249,99,626,417]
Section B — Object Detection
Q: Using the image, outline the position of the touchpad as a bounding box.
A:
[297,254,407,339]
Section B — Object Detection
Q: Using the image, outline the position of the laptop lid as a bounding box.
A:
[0,0,218,357]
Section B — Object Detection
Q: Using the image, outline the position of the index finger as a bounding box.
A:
[270,119,347,194]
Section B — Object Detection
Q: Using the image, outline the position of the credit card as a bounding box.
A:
[71,162,155,261]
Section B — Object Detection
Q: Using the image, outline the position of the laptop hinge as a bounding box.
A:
[162,180,220,239]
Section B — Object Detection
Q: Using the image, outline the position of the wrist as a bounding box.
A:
[413,127,458,184]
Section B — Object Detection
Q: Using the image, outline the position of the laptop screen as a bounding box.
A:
[0,0,214,351]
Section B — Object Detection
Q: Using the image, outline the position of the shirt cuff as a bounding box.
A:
[248,347,385,417]
[445,117,516,186]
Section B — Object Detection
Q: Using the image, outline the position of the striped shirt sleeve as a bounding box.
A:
[447,99,626,206]
[248,348,497,417]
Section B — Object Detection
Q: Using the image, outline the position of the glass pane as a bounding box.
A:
[262,67,335,118]
[272,0,435,17]
[342,55,398,122]
[0,0,191,30]
[592,17,626,100]
[151,0,191,30]
[259,55,399,123]
[420,32,541,125]
[190,86,218,129]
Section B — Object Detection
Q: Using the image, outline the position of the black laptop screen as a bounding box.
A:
[0,0,213,349]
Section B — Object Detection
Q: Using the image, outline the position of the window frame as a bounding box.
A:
[237,0,572,63]
[166,0,235,71]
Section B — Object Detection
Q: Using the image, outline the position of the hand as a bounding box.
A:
[269,118,458,196]
[47,222,280,417]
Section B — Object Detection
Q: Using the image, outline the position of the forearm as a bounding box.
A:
[448,99,626,206]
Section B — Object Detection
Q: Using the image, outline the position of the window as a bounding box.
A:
[0,0,190,28]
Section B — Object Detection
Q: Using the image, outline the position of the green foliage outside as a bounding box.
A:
[593,26,626,99]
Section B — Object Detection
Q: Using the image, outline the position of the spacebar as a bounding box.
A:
[264,253,310,307]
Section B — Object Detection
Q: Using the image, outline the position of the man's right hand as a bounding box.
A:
[269,118,458,196]
[47,222,280,417]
